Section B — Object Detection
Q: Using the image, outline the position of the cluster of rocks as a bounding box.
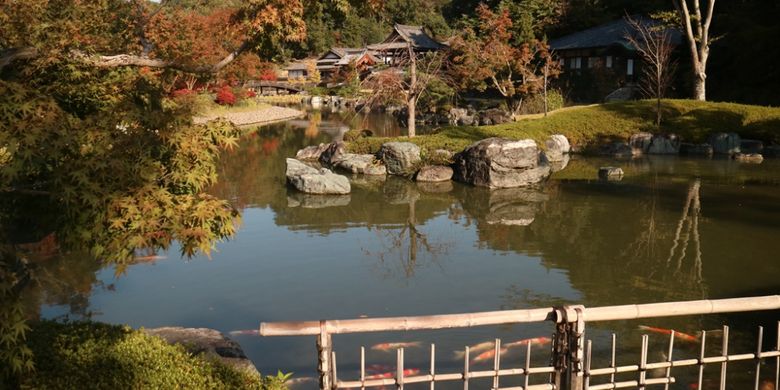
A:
[305,95,358,109]
[288,135,573,195]
[601,131,775,163]
[383,106,514,127]
[144,327,258,375]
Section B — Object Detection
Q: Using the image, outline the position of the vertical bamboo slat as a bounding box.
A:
[493,338,501,390]
[584,340,592,390]
[332,351,338,390]
[360,347,365,390]
[776,322,779,390]
[698,330,707,390]
[755,326,764,390]
[720,326,729,390]
[397,348,404,390]
[430,344,435,390]
[464,346,470,390]
[639,335,648,390]
[610,334,616,385]
[664,331,675,390]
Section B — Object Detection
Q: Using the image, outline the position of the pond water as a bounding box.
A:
[30,107,780,388]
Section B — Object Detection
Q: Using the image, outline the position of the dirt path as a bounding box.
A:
[193,106,304,126]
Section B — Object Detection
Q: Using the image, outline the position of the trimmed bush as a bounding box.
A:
[216,87,237,106]
[23,320,288,390]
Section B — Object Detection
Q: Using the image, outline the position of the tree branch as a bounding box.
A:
[0,47,39,71]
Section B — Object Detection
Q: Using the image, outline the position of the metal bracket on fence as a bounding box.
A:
[553,305,586,390]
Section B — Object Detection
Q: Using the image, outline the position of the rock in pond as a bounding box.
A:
[378,142,422,176]
[335,154,387,175]
[733,153,764,163]
[544,134,571,162]
[648,134,680,155]
[318,141,347,166]
[296,143,329,161]
[453,138,551,188]
[287,193,351,208]
[740,139,764,154]
[708,132,741,155]
[629,132,653,154]
[144,327,258,375]
[416,165,453,182]
[598,167,624,180]
[286,158,350,194]
[680,143,714,156]
[604,142,639,158]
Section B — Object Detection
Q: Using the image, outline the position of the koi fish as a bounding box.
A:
[453,340,497,359]
[638,325,698,342]
[365,368,420,380]
[371,342,422,351]
[471,347,509,364]
[229,329,259,336]
[504,336,552,349]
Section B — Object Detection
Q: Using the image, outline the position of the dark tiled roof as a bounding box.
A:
[550,17,682,51]
[381,24,445,50]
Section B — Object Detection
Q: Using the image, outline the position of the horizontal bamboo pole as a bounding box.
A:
[260,296,780,336]
[589,377,675,390]
[587,351,780,377]
[336,366,557,389]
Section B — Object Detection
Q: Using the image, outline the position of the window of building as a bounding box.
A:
[627,59,634,76]
[606,56,613,68]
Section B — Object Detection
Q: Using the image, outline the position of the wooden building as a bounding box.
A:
[316,48,380,80]
[550,17,681,102]
[368,24,446,65]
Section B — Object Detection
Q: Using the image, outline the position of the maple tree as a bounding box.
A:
[448,3,560,115]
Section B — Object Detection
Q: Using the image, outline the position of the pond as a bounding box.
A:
[28,106,780,388]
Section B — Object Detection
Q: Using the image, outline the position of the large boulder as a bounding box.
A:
[740,139,764,154]
[335,154,387,175]
[452,138,551,188]
[478,108,512,126]
[680,143,714,156]
[544,134,571,162]
[629,132,653,153]
[598,166,624,180]
[603,142,639,158]
[144,327,258,375]
[296,143,329,161]
[286,158,350,194]
[318,141,347,166]
[416,165,454,182]
[378,142,422,176]
[708,132,741,155]
[647,134,681,155]
[449,107,476,126]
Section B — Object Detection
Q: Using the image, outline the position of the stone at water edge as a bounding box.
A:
[647,134,681,155]
[296,143,329,161]
[740,139,764,154]
[335,154,387,175]
[598,167,624,180]
[733,153,764,163]
[144,327,258,375]
[544,134,571,162]
[286,158,351,195]
[416,165,454,182]
[629,132,653,154]
[452,138,551,188]
[318,141,346,166]
[378,142,422,176]
[708,132,741,155]
[604,142,639,158]
[680,143,714,156]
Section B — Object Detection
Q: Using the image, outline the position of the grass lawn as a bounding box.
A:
[347,100,780,158]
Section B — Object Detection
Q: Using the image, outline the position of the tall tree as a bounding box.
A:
[449,4,559,115]
[672,0,715,101]
[624,16,677,126]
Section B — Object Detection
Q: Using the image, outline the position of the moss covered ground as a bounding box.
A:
[347,100,780,158]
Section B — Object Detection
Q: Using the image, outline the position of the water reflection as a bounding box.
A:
[18,108,780,386]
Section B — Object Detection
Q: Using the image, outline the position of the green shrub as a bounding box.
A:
[23,320,287,390]
[519,90,564,115]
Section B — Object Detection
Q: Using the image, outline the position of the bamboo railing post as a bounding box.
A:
[493,338,502,389]
[698,330,707,390]
[639,335,648,390]
[755,326,764,390]
[720,326,729,390]
[430,343,436,390]
[664,330,675,390]
[463,346,470,390]
[609,334,616,385]
[318,321,333,390]
[360,347,365,390]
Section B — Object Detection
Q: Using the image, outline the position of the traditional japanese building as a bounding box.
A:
[316,48,380,80]
[368,24,447,65]
[550,17,681,102]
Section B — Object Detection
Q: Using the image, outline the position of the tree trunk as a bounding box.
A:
[692,74,706,101]
[407,44,417,138]
[407,96,416,138]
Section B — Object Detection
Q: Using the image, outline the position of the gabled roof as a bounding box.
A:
[550,17,682,52]
[369,24,445,51]
[322,47,365,60]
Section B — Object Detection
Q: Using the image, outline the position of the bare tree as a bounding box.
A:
[624,16,678,127]
[672,0,716,101]
[362,46,447,138]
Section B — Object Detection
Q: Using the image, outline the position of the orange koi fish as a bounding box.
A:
[638,325,698,342]
[504,336,552,349]
[371,342,422,351]
[133,255,167,262]
[453,340,496,359]
[365,368,420,380]
[471,347,509,364]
